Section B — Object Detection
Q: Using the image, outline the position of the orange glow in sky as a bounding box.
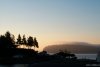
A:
[0,0,100,51]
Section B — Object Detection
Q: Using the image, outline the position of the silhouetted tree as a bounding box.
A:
[5,31,15,48]
[0,31,15,48]
[33,37,39,48]
[27,36,34,49]
[27,37,39,49]
[22,35,27,45]
[0,31,40,58]
[16,34,22,44]
[12,34,15,44]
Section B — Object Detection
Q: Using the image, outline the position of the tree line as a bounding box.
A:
[0,31,39,49]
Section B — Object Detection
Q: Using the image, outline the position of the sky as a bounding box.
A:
[0,0,100,51]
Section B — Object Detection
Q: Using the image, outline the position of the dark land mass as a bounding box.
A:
[0,48,99,67]
[43,42,100,54]
[0,32,100,67]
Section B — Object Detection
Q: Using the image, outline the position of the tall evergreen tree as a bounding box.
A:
[27,36,34,49]
[22,35,27,44]
[33,37,39,48]
[12,34,15,44]
[16,34,22,44]
[5,31,15,48]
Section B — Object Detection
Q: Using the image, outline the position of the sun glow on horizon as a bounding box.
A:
[0,0,100,51]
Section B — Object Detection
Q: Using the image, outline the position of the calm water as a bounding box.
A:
[0,64,28,67]
[0,54,97,67]
[76,54,97,60]
[49,53,97,60]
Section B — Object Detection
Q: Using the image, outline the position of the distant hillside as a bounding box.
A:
[43,42,100,54]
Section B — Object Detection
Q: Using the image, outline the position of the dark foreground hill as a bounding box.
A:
[43,42,100,54]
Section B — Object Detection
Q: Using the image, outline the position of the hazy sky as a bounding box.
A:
[0,0,100,51]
